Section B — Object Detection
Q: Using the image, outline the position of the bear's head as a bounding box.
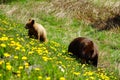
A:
[25,19,35,29]
[81,39,94,59]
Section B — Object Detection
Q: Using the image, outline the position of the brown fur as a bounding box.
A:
[68,37,98,67]
[25,19,47,42]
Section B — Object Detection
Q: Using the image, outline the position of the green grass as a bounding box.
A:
[0,0,120,80]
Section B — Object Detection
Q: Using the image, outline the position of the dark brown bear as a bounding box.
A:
[68,37,98,67]
[25,19,47,42]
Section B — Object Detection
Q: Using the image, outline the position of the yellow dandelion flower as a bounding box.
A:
[45,50,48,54]
[0,60,4,65]
[100,73,110,80]
[0,74,2,77]
[83,71,93,76]
[28,51,34,55]
[38,76,42,79]
[6,62,10,65]
[62,50,66,53]
[6,65,12,70]
[82,64,86,68]
[17,73,21,77]
[42,56,49,62]
[0,36,8,41]
[56,61,62,64]
[22,56,27,60]
[19,66,23,70]
[46,77,51,80]
[21,48,25,52]
[2,34,6,36]
[10,38,14,40]
[14,56,18,59]
[25,65,29,68]
[17,70,21,74]
[50,46,57,51]
[4,53,10,58]
[59,77,65,80]
[73,72,80,76]
[90,76,95,80]
[16,34,19,36]
[24,62,29,66]
[1,43,6,47]
[15,47,20,50]
[35,68,40,71]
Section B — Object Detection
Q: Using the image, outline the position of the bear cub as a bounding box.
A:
[25,19,47,42]
[68,37,98,67]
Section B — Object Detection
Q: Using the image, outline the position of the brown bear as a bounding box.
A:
[25,19,47,42]
[68,37,98,67]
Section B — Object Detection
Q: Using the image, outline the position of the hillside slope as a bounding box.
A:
[0,0,120,79]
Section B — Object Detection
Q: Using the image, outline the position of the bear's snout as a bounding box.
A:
[25,25,28,29]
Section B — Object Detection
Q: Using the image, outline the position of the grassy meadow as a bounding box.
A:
[0,0,120,80]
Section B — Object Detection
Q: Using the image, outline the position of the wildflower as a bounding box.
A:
[46,77,51,80]
[6,62,10,65]
[73,72,80,76]
[0,36,8,41]
[17,73,21,77]
[17,70,21,74]
[35,68,40,71]
[62,50,66,53]
[24,62,29,66]
[58,66,65,72]
[19,66,23,70]
[10,38,14,40]
[16,34,19,36]
[21,48,25,52]
[83,71,93,76]
[82,64,86,68]
[38,76,42,79]
[89,76,95,80]
[0,60,4,65]
[99,73,110,80]
[22,56,27,60]
[28,51,34,55]
[14,56,18,59]
[15,47,20,50]
[59,77,65,80]
[1,43,6,47]
[4,53,10,58]
[0,74,2,77]
[6,64,12,70]
[25,65,29,69]
[50,46,57,51]
[42,56,49,61]
[45,50,48,54]
[56,61,62,64]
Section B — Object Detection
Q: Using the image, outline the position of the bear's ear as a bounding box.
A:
[31,20,35,24]
[90,41,94,46]
[29,19,31,21]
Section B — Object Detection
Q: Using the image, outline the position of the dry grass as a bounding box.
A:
[0,0,120,30]
[50,0,120,30]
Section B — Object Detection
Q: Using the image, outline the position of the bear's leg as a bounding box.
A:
[38,33,41,41]
[28,31,33,38]
[81,58,86,64]
[91,55,98,67]
[40,35,47,42]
